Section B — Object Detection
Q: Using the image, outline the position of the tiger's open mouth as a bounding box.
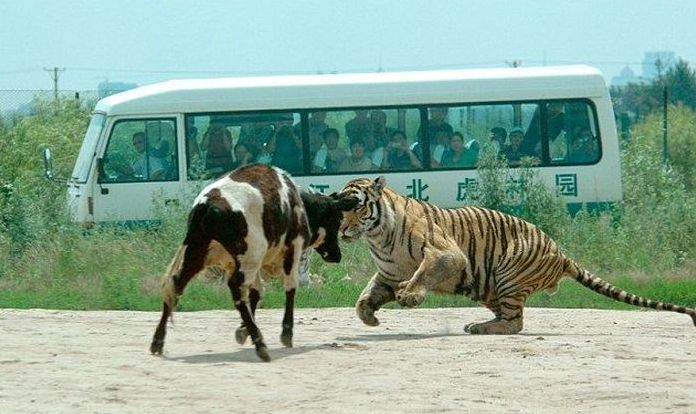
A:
[339,230,360,243]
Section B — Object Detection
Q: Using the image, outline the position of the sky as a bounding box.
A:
[1,0,695,91]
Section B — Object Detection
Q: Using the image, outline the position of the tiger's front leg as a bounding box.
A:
[356,272,396,327]
[395,247,467,308]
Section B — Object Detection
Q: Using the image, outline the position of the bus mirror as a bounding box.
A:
[42,148,54,180]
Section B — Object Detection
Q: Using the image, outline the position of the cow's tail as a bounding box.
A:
[161,245,187,320]
[161,202,213,322]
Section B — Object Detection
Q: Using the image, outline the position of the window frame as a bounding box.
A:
[98,117,179,184]
[181,98,602,178]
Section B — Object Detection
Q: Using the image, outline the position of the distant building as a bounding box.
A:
[97,80,138,98]
[611,66,639,86]
[642,51,676,79]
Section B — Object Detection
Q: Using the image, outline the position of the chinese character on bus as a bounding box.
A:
[555,174,578,197]
[406,178,429,201]
[456,178,478,201]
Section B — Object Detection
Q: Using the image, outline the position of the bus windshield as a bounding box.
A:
[71,113,106,183]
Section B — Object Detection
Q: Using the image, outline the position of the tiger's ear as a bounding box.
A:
[373,176,386,192]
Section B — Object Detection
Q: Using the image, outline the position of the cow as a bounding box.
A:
[149,164,358,361]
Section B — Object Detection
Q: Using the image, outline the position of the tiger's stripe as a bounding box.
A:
[339,176,696,334]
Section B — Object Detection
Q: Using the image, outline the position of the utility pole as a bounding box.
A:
[43,67,65,100]
[663,86,669,165]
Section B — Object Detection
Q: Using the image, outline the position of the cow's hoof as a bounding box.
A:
[150,340,164,355]
[280,331,293,348]
[235,326,249,345]
[256,345,271,362]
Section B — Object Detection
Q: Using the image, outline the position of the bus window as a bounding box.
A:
[430,103,541,169]
[185,111,302,178]
[551,101,600,165]
[100,118,177,182]
[316,107,421,173]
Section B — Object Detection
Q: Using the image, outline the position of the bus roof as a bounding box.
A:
[95,65,609,116]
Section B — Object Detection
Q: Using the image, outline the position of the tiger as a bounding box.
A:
[338,176,696,334]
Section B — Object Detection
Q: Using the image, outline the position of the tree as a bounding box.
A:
[612,59,696,118]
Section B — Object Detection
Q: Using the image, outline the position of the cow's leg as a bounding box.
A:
[235,281,261,345]
[228,270,269,362]
[150,302,173,355]
[151,240,208,355]
[280,242,303,347]
[281,288,296,347]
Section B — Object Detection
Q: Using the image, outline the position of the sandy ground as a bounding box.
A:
[0,307,695,414]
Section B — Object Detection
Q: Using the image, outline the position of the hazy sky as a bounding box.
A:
[1,0,695,90]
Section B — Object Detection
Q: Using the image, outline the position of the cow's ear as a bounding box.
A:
[373,176,386,192]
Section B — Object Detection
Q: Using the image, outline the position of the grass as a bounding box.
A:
[1,231,695,313]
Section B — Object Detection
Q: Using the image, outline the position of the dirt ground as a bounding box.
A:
[1,307,695,414]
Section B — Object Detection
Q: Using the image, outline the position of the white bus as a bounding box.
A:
[63,65,621,225]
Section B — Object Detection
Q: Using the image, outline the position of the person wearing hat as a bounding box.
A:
[489,127,507,153]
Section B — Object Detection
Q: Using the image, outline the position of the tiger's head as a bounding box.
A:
[338,176,387,242]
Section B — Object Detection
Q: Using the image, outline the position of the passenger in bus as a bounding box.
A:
[382,130,422,170]
[369,110,394,146]
[230,142,254,170]
[489,127,507,153]
[418,107,454,142]
[365,110,392,168]
[521,102,566,156]
[313,128,347,173]
[363,132,386,169]
[345,110,371,143]
[465,138,481,166]
[202,124,234,174]
[440,132,467,168]
[122,131,166,180]
[502,127,527,165]
[568,128,598,163]
[441,133,480,168]
[430,125,453,168]
[239,121,274,160]
[145,121,176,178]
[145,121,173,160]
[185,118,201,161]
[271,126,303,174]
[338,139,373,172]
[294,111,328,159]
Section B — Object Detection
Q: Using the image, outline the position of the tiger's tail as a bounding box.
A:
[565,258,696,327]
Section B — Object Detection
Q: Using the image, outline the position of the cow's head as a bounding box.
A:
[301,191,359,263]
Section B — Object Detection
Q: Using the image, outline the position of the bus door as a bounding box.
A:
[94,117,182,223]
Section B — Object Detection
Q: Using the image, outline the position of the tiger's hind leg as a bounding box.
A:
[356,272,396,327]
[464,294,525,335]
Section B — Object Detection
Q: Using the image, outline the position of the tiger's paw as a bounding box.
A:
[463,323,478,334]
[356,301,380,326]
[395,289,425,308]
